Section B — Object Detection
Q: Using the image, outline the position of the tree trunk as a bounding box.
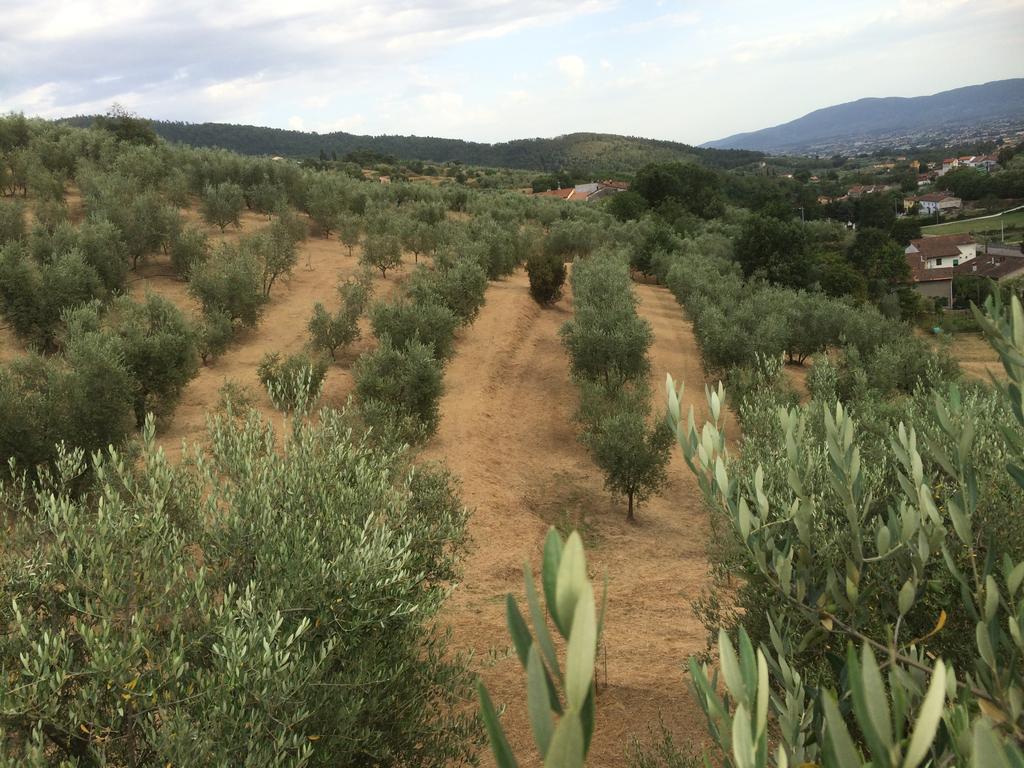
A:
[626,492,635,522]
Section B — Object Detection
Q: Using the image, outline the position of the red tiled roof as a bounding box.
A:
[536,188,576,199]
[916,192,960,203]
[957,254,1024,281]
[908,234,974,259]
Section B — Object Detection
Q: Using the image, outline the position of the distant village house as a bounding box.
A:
[905,234,1024,305]
[914,192,962,217]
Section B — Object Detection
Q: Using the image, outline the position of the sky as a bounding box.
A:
[1,0,1023,145]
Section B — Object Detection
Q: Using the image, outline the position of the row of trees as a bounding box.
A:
[351,225,498,441]
[561,249,672,521]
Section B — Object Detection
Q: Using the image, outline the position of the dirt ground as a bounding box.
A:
[945,333,1004,382]
[424,272,724,766]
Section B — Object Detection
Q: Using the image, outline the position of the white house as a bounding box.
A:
[904,234,978,305]
[916,192,962,217]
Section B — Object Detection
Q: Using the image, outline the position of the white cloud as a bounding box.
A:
[288,115,305,130]
[556,55,586,86]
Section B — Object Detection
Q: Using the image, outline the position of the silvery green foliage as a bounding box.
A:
[479,529,606,768]
[665,294,1024,766]
[0,410,475,766]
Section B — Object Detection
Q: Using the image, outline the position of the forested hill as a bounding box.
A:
[58,116,764,173]
[703,78,1024,153]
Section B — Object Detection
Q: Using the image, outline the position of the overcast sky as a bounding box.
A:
[2,0,1023,145]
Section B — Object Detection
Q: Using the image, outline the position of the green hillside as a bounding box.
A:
[59,116,764,174]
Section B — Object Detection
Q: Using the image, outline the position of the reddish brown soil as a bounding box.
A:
[424,271,724,766]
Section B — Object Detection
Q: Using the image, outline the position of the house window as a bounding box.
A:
[953,259,959,267]
[936,258,943,266]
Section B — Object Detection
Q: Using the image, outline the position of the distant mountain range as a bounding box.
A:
[58,116,763,175]
[702,78,1024,154]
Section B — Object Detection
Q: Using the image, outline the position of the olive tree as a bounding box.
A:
[169,224,209,280]
[200,181,245,231]
[257,351,328,413]
[526,250,567,306]
[405,258,488,325]
[188,243,266,328]
[308,272,372,360]
[353,338,443,439]
[580,394,673,521]
[337,212,363,257]
[0,198,26,244]
[361,232,403,278]
[0,408,478,766]
[370,299,459,362]
[0,245,103,349]
[65,295,199,427]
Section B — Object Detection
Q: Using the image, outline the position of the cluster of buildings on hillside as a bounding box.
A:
[534,179,630,202]
[906,234,1024,305]
[936,154,1000,175]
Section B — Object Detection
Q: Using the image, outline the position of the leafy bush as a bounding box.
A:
[257,351,328,413]
[526,249,567,306]
[370,299,459,362]
[65,295,199,427]
[308,272,371,360]
[169,224,209,280]
[200,181,245,231]
[353,339,443,440]
[0,245,103,348]
[0,198,25,244]
[197,309,234,364]
[361,231,403,277]
[188,242,266,327]
[0,408,478,765]
[406,258,489,325]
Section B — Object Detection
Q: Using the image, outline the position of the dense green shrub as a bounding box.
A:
[370,299,459,362]
[0,199,26,244]
[561,249,653,387]
[0,245,103,348]
[525,249,567,306]
[169,224,209,280]
[257,350,328,412]
[65,295,199,427]
[200,181,245,231]
[0,408,478,765]
[361,231,403,277]
[188,243,266,327]
[353,339,443,440]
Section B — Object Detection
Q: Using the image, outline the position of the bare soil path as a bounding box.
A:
[426,271,724,766]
